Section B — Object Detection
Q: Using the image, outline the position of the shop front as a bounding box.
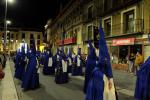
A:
[110,37,143,71]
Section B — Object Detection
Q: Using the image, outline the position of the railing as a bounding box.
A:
[110,19,143,36]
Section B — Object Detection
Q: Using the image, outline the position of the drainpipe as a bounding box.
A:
[141,0,144,32]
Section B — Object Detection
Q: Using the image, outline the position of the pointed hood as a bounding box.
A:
[98,18,113,78]
[88,40,96,59]
[98,19,110,62]
[30,37,36,55]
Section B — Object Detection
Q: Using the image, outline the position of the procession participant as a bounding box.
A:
[67,48,73,73]
[86,19,117,100]
[43,49,55,75]
[22,39,39,91]
[14,46,27,81]
[61,53,69,83]
[72,48,83,76]
[134,57,150,100]
[83,40,97,94]
[55,48,64,84]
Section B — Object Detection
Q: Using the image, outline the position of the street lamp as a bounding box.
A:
[4,0,15,53]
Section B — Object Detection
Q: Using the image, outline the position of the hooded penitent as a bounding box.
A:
[83,40,97,94]
[22,38,39,90]
[135,57,150,100]
[67,48,73,73]
[14,45,26,81]
[43,49,55,75]
[72,48,83,76]
[85,19,116,100]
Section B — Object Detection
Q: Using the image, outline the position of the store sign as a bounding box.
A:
[112,38,135,46]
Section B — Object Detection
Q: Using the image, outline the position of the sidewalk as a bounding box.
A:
[0,60,18,100]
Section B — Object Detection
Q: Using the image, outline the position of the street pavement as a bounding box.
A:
[9,60,136,100]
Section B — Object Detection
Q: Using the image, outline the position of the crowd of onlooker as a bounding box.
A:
[128,51,143,74]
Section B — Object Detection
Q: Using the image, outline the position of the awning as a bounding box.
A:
[112,38,135,46]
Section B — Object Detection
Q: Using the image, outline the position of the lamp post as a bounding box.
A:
[4,0,15,53]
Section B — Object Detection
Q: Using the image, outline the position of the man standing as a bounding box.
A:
[129,53,135,73]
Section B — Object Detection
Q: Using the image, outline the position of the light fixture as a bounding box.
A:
[6,20,11,25]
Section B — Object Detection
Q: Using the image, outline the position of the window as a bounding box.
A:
[88,6,93,20]
[30,34,34,48]
[7,33,10,40]
[16,34,18,40]
[88,25,93,40]
[30,34,34,39]
[11,33,14,39]
[22,33,25,39]
[37,40,40,45]
[38,35,40,39]
[104,18,111,36]
[124,10,134,33]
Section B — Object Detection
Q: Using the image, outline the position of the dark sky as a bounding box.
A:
[0,0,69,31]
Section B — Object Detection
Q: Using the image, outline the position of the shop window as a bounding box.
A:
[124,10,134,33]
[88,25,93,40]
[130,45,142,55]
[119,46,128,64]
[104,18,111,36]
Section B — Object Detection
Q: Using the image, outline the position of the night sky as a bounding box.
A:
[0,0,69,31]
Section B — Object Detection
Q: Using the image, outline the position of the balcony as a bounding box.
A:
[64,37,76,44]
[103,0,141,15]
[110,19,143,37]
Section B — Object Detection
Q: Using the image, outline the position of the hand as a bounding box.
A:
[108,80,112,90]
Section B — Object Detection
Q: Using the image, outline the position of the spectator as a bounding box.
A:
[129,53,135,73]
[134,52,143,74]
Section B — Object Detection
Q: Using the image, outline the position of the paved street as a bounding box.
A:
[9,60,137,100]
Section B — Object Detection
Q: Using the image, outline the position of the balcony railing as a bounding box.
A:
[111,19,143,36]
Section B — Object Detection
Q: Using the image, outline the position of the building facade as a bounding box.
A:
[0,30,44,53]
[46,0,150,70]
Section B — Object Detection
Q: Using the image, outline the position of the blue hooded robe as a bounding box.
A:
[86,19,117,100]
[55,47,69,84]
[67,48,73,73]
[72,48,83,76]
[135,57,150,100]
[22,39,39,91]
[14,46,27,81]
[84,40,97,94]
[43,49,55,75]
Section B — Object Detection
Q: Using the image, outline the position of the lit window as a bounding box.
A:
[88,25,93,40]
[124,10,134,33]
[104,18,111,36]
